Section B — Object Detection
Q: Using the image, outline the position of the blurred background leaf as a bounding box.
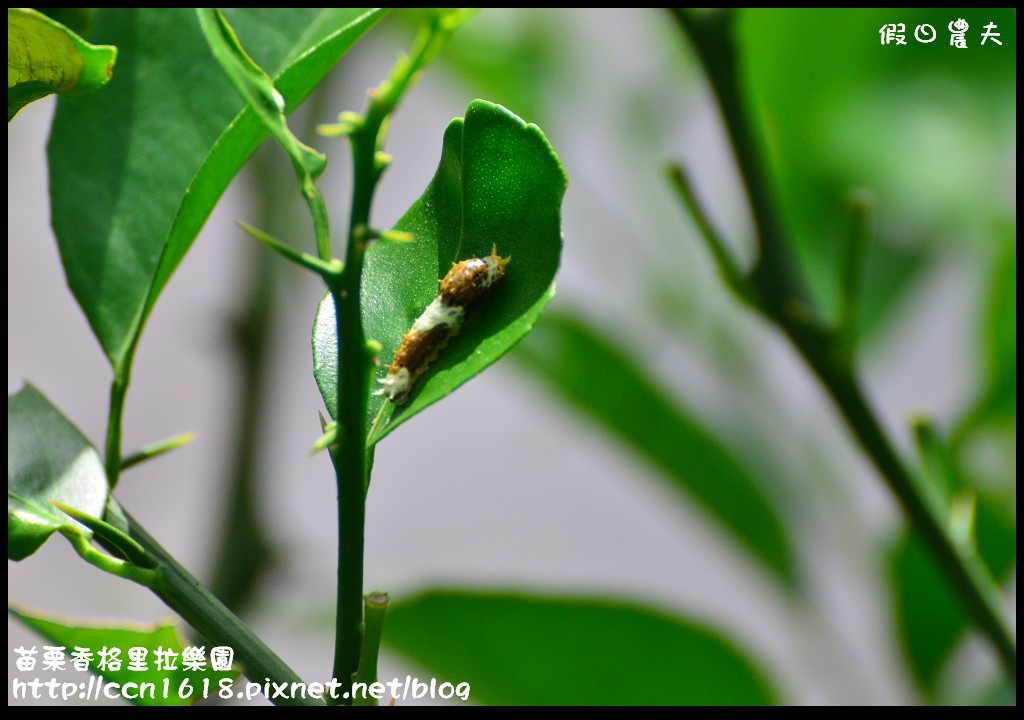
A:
[956,236,1017,448]
[416,8,562,122]
[385,589,777,705]
[513,313,794,583]
[34,9,94,36]
[889,493,1015,699]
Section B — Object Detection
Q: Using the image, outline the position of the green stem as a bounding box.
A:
[325,13,465,702]
[667,163,755,307]
[64,530,159,587]
[104,371,129,489]
[305,180,333,263]
[126,513,324,706]
[327,322,367,697]
[353,591,389,706]
[237,220,342,280]
[670,7,1016,679]
[120,431,195,471]
[328,126,373,706]
[836,193,871,362]
[669,9,802,311]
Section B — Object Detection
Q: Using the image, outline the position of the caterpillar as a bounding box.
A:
[376,246,510,405]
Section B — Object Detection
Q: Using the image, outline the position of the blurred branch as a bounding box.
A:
[204,88,335,614]
[837,191,872,363]
[205,148,280,614]
[353,591,389,706]
[668,7,1016,679]
[667,8,804,314]
[666,163,755,308]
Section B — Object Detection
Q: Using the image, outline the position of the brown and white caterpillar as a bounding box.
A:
[376,246,510,404]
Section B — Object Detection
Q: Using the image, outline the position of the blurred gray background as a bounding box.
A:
[8,9,1014,705]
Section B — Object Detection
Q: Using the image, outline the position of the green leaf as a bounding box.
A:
[9,607,236,707]
[512,313,794,582]
[385,590,777,705]
[48,8,385,369]
[891,417,1015,698]
[313,100,567,443]
[7,8,116,121]
[195,9,326,181]
[889,493,1016,697]
[35,9,94,36]
[53,500,157,570]
[8,385,108,561]
[889,532,966,696]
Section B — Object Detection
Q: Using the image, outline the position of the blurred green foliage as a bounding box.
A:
[387,8,1015,704]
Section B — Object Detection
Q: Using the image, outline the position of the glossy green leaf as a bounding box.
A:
[195,9,327,181]
[9,607,236,706]
[512,313,794,582]
[7,8,116,121]
[48,8,385,369]
[314,100,566,443]
[889,494,1016,697]
[385,590,777,705]
[7,385,107,561]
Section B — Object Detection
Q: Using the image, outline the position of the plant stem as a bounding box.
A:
[780,319,1017,677]
[327,113,373,707]
[668,9,802,311]
[667,164,754,306]
[353,591,389,706]
[670,8,1016,678]
[325,13,466,702]
[328,276,369,698]
[120,431,195,471]
[104,371,129,489]
[125,513,324,706]
[64,530,159,586]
